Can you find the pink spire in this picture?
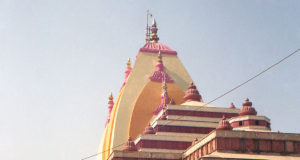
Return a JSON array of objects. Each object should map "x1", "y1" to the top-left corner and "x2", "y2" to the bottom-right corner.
[
  {"x1": 149, "y1": 51, "x2": 173, "y2": 82},
  {"x1": 105, "y1": 93, "x2": 114, "y2": 126},
  {"x1": 121, "y1": 58, "x2": 132, "y2": 90}
]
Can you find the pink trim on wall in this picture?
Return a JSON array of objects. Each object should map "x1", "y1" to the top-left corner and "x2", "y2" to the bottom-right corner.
[
  {"x1": 136, "y1": 140, "x2": 191, "y2": 150},
  {"x1": 154, "y1": 125, "x2": 215, "y2": 134}
]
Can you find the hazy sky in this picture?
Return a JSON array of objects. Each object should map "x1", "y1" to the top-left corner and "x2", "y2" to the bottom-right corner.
[{"x1": 0, "y1": 0, "x2": 299, "y2": 160}]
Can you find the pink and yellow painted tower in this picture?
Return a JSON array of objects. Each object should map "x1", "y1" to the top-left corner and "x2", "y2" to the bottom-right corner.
[
  {"x1": 98, "y1": 18, "x2": 300, "y2": 160},
  {"x1": 98, "y1": 18, "x2": 193, "y2": 160}
]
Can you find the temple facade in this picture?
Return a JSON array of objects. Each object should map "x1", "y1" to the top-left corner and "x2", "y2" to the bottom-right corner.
[{"x1": 98, "y1": 19, "x2": 300, "y2": 160}]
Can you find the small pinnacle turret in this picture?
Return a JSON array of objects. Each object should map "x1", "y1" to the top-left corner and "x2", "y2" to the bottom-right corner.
[
  {"x1": 105, "y1": 92, "x2": 114, "y2": 126},
  {"x1": 239, "y1": 98, "x2": 257, "y2": 116},
  {"x1": 121, "y1": 58, "x2": 132, "y2": 89},
  {"x1": 184, "y1": 82, "x2": 203, "y2": 102},
  {"x1": 216, "y1": 115, "x2": 233, "y2": 130},
  {"x1": 230, "y1": 102, "x2": 236, "y2": 109},
  {"x1": 108, "y1": 92, "x2": 113, "y2": 102},
  {"x1": 126, "y1": 58, "x2": 131, "y2": 69},
  {"x1": 149, "y1": 51, "x2": 174, "y2": 82},
  {"x1": 150, "y1": 18, "x2": 159, "y2": 42}
]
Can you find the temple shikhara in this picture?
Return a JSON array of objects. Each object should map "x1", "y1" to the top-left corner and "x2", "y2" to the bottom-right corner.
[{"x1": 98, "y1": 17, "x2": 300, "y2": 160}]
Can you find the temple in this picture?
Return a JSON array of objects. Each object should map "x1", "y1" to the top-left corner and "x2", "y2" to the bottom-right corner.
[{"x1": 98, "y1": 18, "x2": 300, "y2": 160}]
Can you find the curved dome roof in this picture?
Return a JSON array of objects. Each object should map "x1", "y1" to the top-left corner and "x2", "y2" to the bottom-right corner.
[{"x1": 139, "y1": 42, "x2": 177, "y2": 55}]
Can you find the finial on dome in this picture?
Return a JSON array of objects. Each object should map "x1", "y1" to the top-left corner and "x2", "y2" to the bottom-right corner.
[
  {"x1": 150, "y1": 18, "x2": 159, "y2": 42},
  {"x1": 216, "y1": 115, "x2": 232, "y2": 130},
  {"x1": 242, "y1": 98, "x2": 252, "y2": 106},
  {"x1": 239, "y1": 98, "x2": 257, "y2": 116},
  {"x1": 183, "y1": 82, "x2": 203, "y2": 102},
  {"x1": 230, "y1": 102, "x2": 236, "y2": 109},
  {"x1": 152, "y1": 18, "x2": 157, "y2": 27},
  {"x1": 126, "y1": 58, "x2": 131, "y2": 69},
  {"x1": 123, "y1": 136, "x2": 137, "y2": 151},
  {"x1": 108, "y1": 92, "x2": 113, "y2": 102}
]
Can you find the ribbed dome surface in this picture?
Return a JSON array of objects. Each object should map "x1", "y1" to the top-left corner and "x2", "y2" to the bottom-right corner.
[
  {"x1": 139, "y1": 42, "x2": 177, "y2": 55},
  {"x1": 184, "y1": 82, "x2": 202, "y2": 102},
  {"x1": 216, "y1": 115, "x2": 232, "y2": 130},
  {"x1": 239, "y1": 98, "x2": 257, "y2": 116}
]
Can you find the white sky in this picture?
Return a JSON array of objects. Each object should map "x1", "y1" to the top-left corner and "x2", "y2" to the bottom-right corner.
[{"x1": 0, "y1": 1, "x2": 299, "y2": 160}]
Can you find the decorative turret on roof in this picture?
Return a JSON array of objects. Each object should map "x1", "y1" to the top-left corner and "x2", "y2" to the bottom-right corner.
[
  {"x1": 150, "y1": 18, "x2": 159, "y2": 42},
  {"x1": 149, "y1": 52, "x2": 174, "y2": 82},
  {"x1": 139, "y1": 18, "x2": 177, "y2": 55},
  {"x1": 123, "y1": 137, "x2": 137, "y2": 151},
  {"x1": 121, "y1": 58, "x2": 132, "y2": 89},
  {"x1": 143, "y1": 124, "x2": 155, "y2": 134},
  {"x1": 230, "y1": 102, "x2": 236, "y2": 109},
  {"x1": 239, "y1": 98, "x2": 257, "y2": 116},
  {"x1": 105, "y1": 93, "x2": 114, "y2": 126},
  {"x1": 216, "y1": 115, "x2": 232, "y2": 130},
  {"x1": 183, "y1": 82, "x2": 203, "y2": 102}
]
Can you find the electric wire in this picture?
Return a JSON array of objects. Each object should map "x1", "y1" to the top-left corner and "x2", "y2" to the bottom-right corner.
[{"x1": 81, "y1": 49, "x2": 299, "y2": 160}]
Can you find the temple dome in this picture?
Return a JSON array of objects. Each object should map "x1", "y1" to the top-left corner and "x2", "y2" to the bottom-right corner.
[
  {"x1": 216, "y1": 115, "x2": 232, "y2": 130},
  {"x1": 139, "y1": 42, "x2": 177, "y2": 55},
  {"x1": 183, "y1": 82, "x2": 202, "y2": 102},
  {"x1": 239, "y1": 98, "x2": 257, "y2": 116}
]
